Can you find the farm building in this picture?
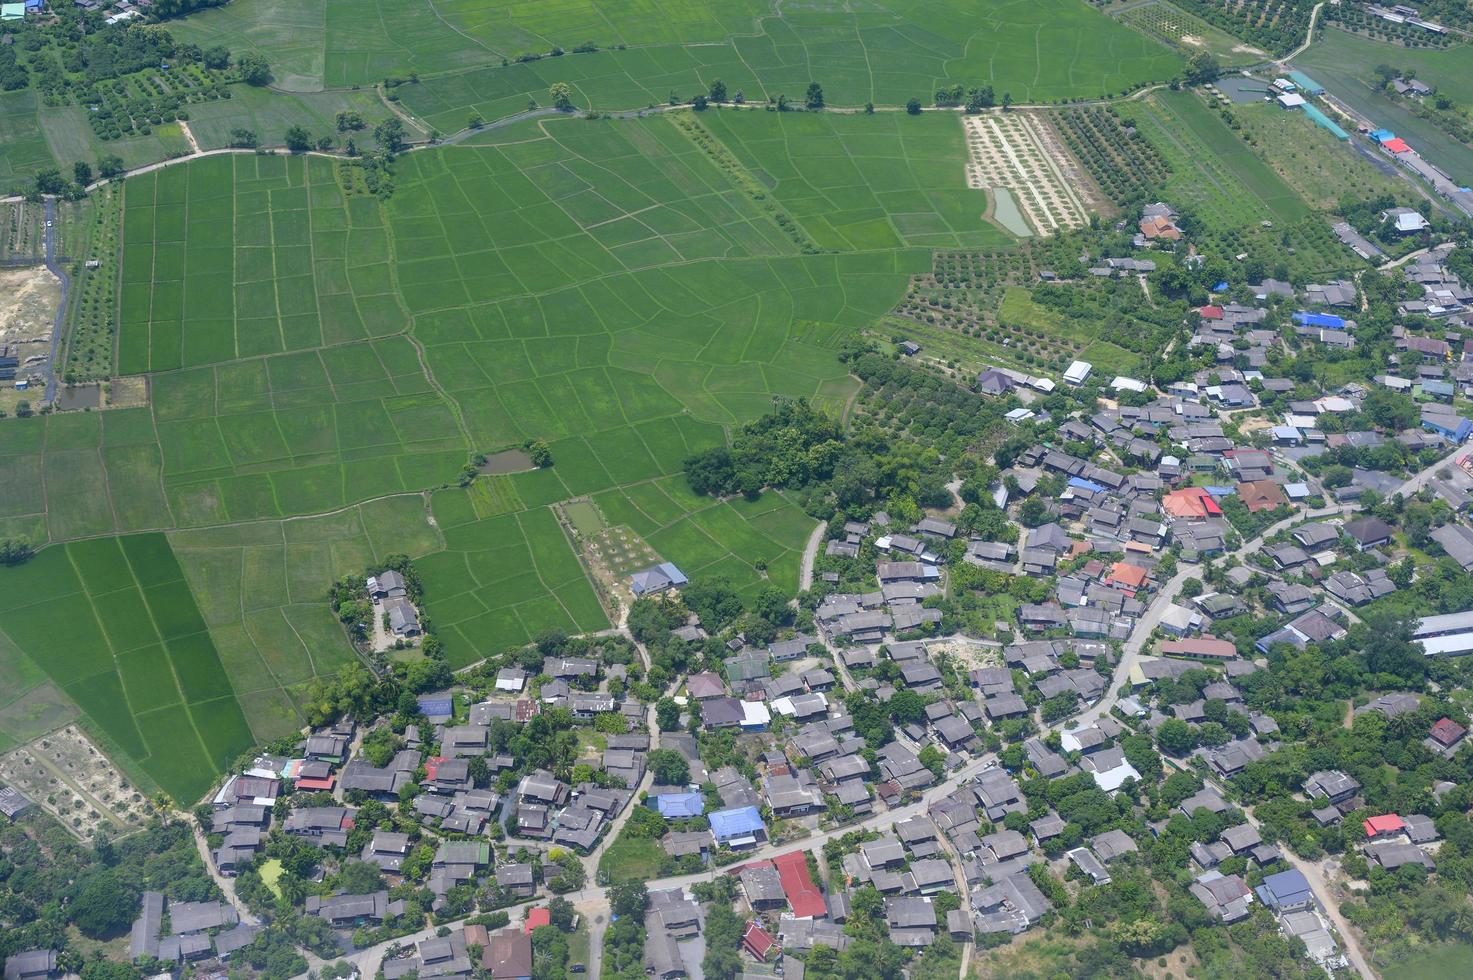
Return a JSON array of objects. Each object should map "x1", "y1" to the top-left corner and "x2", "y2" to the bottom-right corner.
[
  {"x1": 1063, "y1": 361, "x2": 1093, "y2": 386},
  {"x1": 1287, "y1": 71, "x2": 1324, "y2": 96},
  {"x1": 630, "y1": 562, "x2": 688, "y2": 595},
  {"x1": 1276, "y1": 93, "x2": 1306, "y2": 110}
]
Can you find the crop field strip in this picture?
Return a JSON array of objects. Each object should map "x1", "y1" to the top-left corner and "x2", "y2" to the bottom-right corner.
[
  {"x1": 0, "y1": 533, "x2": 255, "y2": 803},
  {"x1": 1116, "y1": 0, "x2": 1268, "y2": 63},
  {"x1": 961, "y1": 113, "x2": 1092, "y2": 235},
  {"x1": 170, "y1": 0, "x2": 1181, "y2": 113}
]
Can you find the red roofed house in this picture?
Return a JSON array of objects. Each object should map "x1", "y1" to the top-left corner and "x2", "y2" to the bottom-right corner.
[
  {"x1": 1430, "y1": 717, "x2": 1466, "y2": 750},
  {"x1": 424, "y1": 756, "x2": 448, "y2": 781},
  {"x1": 1384, "y1": 138, "x2": 1411, "y2": 154},
  {"x1": 1107, "y1": 562, "x2": 1149, "y2": 594},
  {"x1": 773, "y1": 850, "x2": 827, "y2": 919},
  {"x1": 741, "y1": 921, "x2": 777, "y2": 961},
  {"x1": 1364, "y1": 814, "x2": 1405, "y2": 839},
  {"x1": 523, "y1": 906, "x2": 551, "y2": 934},
  {"x1": 1199, "y1": 306, "x2": 1225, "y2": 321},
  {"x1": 1163, "y1": 487, "x2": 1223, "y2": 520}
]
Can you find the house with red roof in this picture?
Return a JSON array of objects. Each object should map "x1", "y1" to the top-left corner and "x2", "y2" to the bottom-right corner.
[
  {"x1": 1198, "y1": 306, "x2": 1225, "y2": 320},
  {"x1": 523, "y1": 906, "x2": 550, "y2": 934},
  {"x1": 773, "y1": 850, "x2": 827, "y2": 919},
  {"x1": 1107, "y1": 562, "x2": 1149, "y2": 594},
  {"x1": 1163, "y1": 487, "x2": 1223, "y2": 520},
  {"x1": 741, "y1": 921, "x2": 777, "y2": 961},
  {"x1": 1427, "y1": 717, "x2": 1466, "y2": 757},
  {"x1": 1363, "y1": 814, "x2": 1405, "y2": 839}
]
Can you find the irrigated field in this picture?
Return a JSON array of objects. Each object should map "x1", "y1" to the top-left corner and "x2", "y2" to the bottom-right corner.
[
  {"x1": 0, "y1": 534, "x2": 255, "y2": 803},
  {"x1": 173, "y1": 0, "x2": 1181, "y2": 107},
  {"x1": 692, "y1": 110, "x2": 1014, "y2": 250}
]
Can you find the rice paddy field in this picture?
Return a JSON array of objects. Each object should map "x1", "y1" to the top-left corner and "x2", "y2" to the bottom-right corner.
[
  {"x1": 0, "y1": 534, "x2": 255, "y2": 803},
  {"x1": 173, "y1": 0, "x2": 1182, "y2": 108}
]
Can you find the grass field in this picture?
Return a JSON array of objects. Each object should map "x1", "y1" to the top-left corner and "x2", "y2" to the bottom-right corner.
[
  {"x1": 174, "y1": 0, "x2": 1181, "y2": 108},
  {"x1": 695, "y1": 110, "x2": 1013, "y2": 251},
  {"x1": 597, "y1": 833, "x2": 665, "y2": 882},
  {"x1": 0, "y1": 534, "x2": 255, "y2": 803}
]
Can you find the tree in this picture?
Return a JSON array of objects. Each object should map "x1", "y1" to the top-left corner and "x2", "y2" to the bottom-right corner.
[
  {"x1": 74, "y1": 161, "x2": 93, "y2": 186},
  {"x1": 33, "y1": 169, "x2": 67, "y2": 197},
  {"x1": 374, "y1": 117, "x2": 406, "y2": 154},
  {"x1": 237, "y1": 53, "x2": 272, "y2": 86},
  {"x1": 805, "y1": 82, "x2": 824, "y2": 109},
  {"x1": 656, "y1": 697, "x2": 681, "y2": 731},
  {"x1": 918, "y1": 744, "x2": 945, "y2": 778},
  {"x1": 0, "y1": 538, "x2": 34, "y2": 565},
  {"x1": 549, "y1": 81, "x2": 574, "y2": 111},
  {"x1": 709, "y1": 79, "x2": 727, "y2": 102},
  {"x1": 692, "y1": 94, "x2": 708, "y2": 110},
  {"x1": 467, "y1": 113, "x2": 484, "y2": 129},
  {"x1": 336, "y1": 111, "x2": 365, "y2": 132},
  {"x1": 70, "y1": 870, "x2": 138, "y2": 938},
  {"x1": 609, "y1": 879, "x2": 647, "y2": 918},
  {"x1": 229, "y1": 128, "x2": 258, "y2": 148},
  {"x1": 203, "y1": 45, "x2": 230, "y2": 70},
  {"x1": 1184, "y1": 50, "x2": 1220, "y2": 86},
  {"x1": 906, "y1": 98, "x2": 922, "y2": 115},
  {"x1": 1001, "y1": 91, "x2": 1013, "y2": 111},
  {"x1": 98, "y1": 155, "x2": 125, "y2": 180},
  {"x1": 647, "y1": 748, "x2": 690, "y2": 785},
  {"x1": 337, "y1": 860, "x2": 382, "y2": 894},
  {"x1": 525, "y1": 439, "x2": 553, "y2": 467},
  {"x1": 1156, "y1": 717, "x2": 1196, "y2": 756},
  {"x1": 547, "y1": 896, "x2": 575, "y2": 931},
  {"x1": 284, "y1": 126, "x2": 312, "y2": 153}
]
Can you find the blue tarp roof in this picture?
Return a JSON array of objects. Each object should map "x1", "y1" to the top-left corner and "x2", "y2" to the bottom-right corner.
[
  {"x1": 1294, "y1": 311, "x2": 1346, "y2": 329},
  {"x1": 1204, "y1": 486, "x2": 1235, "y2": 497},
  {"x1": 1067, "y1": 477, "x2": 1106, "y2": 494},
  {"x1": 655, "y1": 792, "x2": 706, "y2": 818},
  {"x1": 1370, "y1": 129, "x2": 1395, "y2": 143},
  {"x1": 1213, "y1": 281, "x2": 1229, "y2": 292},
  {"x1": 1424, "y1": 416, "x2": 1473, "y2": 441},
  {"x1": 709, "y1": 805, "x2": 764, "y2": 840}
]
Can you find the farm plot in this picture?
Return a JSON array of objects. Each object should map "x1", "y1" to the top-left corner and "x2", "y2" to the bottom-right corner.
[
  {"x1": 963, "y1": 113, "x2": 1094, "y2": 236},
  {"x1": 177, "y1": 0, "x2": 1181, "y2": 109},
  {"x1": 1053, "y1": 107, "x2": 1174, "y2": 208},
  {"x1": 169, "y1": 499, "x2": 434, "y2": 740},
  {"x1": 0, "y1": 725, "x2": 153, "y2": 839},
  {"x1": 694, "y1": 110, "x2": 1013, "y2": 251},
  {"x1": 0, "y1": 534, "x2": 255, "y2": 804},
  {"x1": 1118, "y1": 1, "x2": 1268, "y2": 63}
]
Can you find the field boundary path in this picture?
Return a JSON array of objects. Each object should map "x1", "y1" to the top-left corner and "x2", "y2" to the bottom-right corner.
[{"x1": 40, "y1": 198, "x2": 69, "y2": 406}]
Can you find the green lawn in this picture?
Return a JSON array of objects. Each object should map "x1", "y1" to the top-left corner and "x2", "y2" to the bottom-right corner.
[{"x1": 597, "y1": 833, "x2": 665, "y2": 883}]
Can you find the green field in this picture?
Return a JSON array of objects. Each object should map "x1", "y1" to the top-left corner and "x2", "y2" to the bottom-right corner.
[
  {"x1": 0, "y1": 534, "x2": 255, "y2": 803},
  {"x1": 173, "y1": 0, "x2": 1181, "y2": 109},
  {"x1": 693, "y1": 110, "x2": 1013, "y2": 251}
]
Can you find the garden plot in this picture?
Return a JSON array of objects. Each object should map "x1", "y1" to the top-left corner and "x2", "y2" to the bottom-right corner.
[
  {"x1": 0, "y1": 725, "x2": 152, "y2": 840},
  {"x1": 963, "y1": 113, "x2": 1092, "y2": 236}
]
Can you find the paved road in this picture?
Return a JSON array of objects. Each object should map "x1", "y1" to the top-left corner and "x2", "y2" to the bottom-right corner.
[{"x1": 798, "y1": 520, "x2": 827, "y2": 593}]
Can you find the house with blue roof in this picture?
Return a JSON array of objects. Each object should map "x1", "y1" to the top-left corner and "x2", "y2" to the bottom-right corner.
[
  {"x1": 1067, "y1": 477, "x2": 1106, "y2": 494},
  {"x1": 1293, "y1": 312, "x2": 1346, "y2": 330},
  {"x1": 417, "y1": 695, "x2": 454, "y2": 722},
  {"x1": 654, "y1": 792, "x2": 705, "y2": 819},
  {"x1": 709, "y1": 805, "x2": 765, "y2": 848},
  {"x1": 1256, "y1": 869, "x2": 1314, "y2": 912}
]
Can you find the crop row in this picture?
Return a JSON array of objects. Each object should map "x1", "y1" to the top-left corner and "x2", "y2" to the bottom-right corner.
[{"x1": 1055, "y1": 107, "x2": 1172, "y2": 206}]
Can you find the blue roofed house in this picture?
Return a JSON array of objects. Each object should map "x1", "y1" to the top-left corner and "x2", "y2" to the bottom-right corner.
[
  {"x1": 1256, "y1": 869, "x2": 1314, "y2": 913},
  {"x1": 1293, "y1": 312, "x2": 1346, "y2": 330},
  {"x1": 709, "y1": 805, "x2": 765, "y2": 848},
  {"x1": 630, "y1": 562, "x2": 688, "y2": 596},
  {"x1": 655, "y1": 792, "x2": 705, "y2": 819}
]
